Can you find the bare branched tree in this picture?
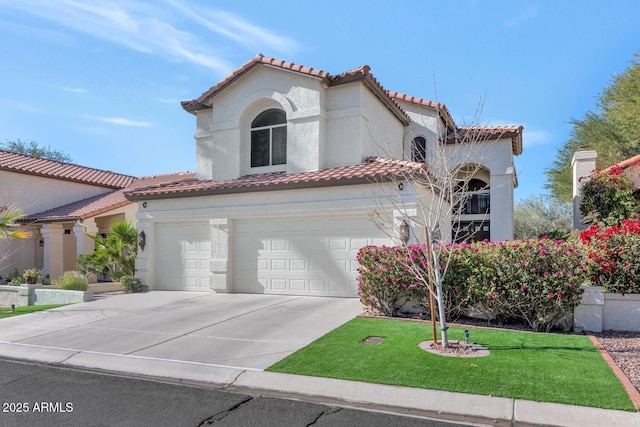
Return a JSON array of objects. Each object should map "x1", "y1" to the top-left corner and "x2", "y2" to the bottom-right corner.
[{"x1": 369, "y1": 100, "x2": 516, "y2": 348}]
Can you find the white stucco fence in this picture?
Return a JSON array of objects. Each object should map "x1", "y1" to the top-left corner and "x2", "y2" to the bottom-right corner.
[
  {"x1": 574, "y1": 286, "x2": 640, "y2": 332},
  {"x1": 0, "y1": 285, "x2": 93, "y2": 307}
]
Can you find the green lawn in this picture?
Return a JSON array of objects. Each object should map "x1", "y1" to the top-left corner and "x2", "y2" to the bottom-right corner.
[
  {"x1": 0, "y1": 304, "x2": 70, "y2": 319},
  {"x1": 267, "y1": 317, "x2": 636, "y2": 411}
]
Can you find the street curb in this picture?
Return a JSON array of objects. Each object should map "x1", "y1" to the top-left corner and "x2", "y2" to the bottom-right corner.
[{"x1": 587, "y1": 333, "x2": 640, "y2": 411}]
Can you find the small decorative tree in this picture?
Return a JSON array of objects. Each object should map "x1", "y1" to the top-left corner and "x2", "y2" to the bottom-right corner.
[
  {"x1": 78, "y1": 220, "x2": 139, "y2": 290},
  {"x1": 368, "y1": 100, "x2": 515, "y2": 348}
]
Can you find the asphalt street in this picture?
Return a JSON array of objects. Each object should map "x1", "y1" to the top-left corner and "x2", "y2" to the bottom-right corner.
[{"x1": 0, "y1": 359, "x2": 485, "y2": 427}]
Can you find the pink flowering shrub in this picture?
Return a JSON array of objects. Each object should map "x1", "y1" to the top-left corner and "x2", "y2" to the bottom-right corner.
[
  {"x1": 357, "y1": 238, "x2": 588, "y2": 332},
  {"x1": 580, "y1": 219, "x2": 640, "y2": 294},
  {"x1": 357, "y1": 245, "x2": 429, "y2": 316},
  {"x1": 460, "y1": 238, "x2": 587, "y2": 332}
]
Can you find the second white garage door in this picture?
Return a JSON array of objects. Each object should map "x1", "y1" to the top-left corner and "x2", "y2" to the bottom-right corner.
[{"x1": 234, "y1": 216, "x2": 390, "y2": 297}]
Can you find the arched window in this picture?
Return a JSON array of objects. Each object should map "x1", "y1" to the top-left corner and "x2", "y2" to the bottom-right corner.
[
  {"x1": 411, "y1": 136, "x2": 426, "y2": 162},
  {"x1": 251, "y1": 109, "x2": 287, "y2": 167}
]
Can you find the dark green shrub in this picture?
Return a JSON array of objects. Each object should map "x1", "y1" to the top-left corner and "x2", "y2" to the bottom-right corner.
[{"x1": 120, "y1": 275, "x2": 142, "y2": 294}]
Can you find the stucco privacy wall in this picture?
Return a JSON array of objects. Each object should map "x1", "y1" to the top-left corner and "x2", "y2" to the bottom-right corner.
[
  {"x1": 575, "y1": 286, "x2": 640, "y2": 332},
  {"x1": 134, "y1": 182, "x2": 419, "y2": 293},
  {"x1": 0, "y1": 285, "x2": 93, "y2": 307}
]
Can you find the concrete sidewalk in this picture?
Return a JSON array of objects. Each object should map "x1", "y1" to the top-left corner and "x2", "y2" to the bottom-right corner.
[{"x1": 0, "y1": 292, "x2": 638, "y2": 427}]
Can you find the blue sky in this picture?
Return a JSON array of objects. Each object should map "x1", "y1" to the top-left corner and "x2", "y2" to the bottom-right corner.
[{"x1": 1, "y1": 1, "x2": 639, "y2": 201}]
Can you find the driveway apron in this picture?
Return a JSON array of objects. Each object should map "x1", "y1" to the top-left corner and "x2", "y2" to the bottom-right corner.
[{"x1": 0, "y1": 292, "x2": 363, "y2": 370}]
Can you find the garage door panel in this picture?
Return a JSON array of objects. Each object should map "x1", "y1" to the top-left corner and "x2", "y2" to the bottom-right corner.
[
  {"x1": 234, "y1": 216, "x2": 390, "y2": 297},
  {"x1": 154, "y1": 222, "x2": 211, "y2": 291}
]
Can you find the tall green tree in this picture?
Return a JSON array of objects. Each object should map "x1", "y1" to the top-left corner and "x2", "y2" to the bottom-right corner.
[
  {"x1": 513, "y1": 194, "x2": 572, "y2": 240},
  {"x1": 1, "y1": 139, "x2": 73, "y2": 163},
  {"x1": 546, "y1": 53, "x2": 640, "y2": 202}
]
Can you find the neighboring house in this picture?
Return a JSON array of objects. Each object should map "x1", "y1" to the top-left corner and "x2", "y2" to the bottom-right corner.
[
  {"x1": 124, "y1": 55, "x2": 523, "y2": 297},
  {"x1": 0, "y1": 149, "x2": 193, "y2": 282},
  {"x1": 605, "y1": 154, "x2": 640, "y2": 189},
  {"x1": 572, "y1": 150, "x2": 640, "y2": 228}
]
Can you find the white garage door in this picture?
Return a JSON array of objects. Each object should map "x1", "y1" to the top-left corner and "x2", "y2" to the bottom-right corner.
[
  {"x1": 234, "y1": 216, "x2": 390, "y2": 297},
  {"x1": 154, "y1": 222, "x2": 211, "y2": 291}
]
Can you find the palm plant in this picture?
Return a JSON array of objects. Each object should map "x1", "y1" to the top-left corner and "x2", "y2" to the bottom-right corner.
[
  {"x1": 77, "y1": 220, "x2": 137, "y2": 281},
  {"x1": 0, "y1": 206, "x2": 29, "y2": 240}
]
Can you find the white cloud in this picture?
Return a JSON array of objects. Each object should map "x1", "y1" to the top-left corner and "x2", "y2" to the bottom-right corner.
[
  {"x1": 0, "y1": 1, "x2": 299, "y2": 74},
  {"x1": 59, "y1": 86, "x2": 88, "y2": 94},
  {"x1": 94, "y1": 116, "x2": 154, "y2": 127},
  {"x1": 156, "y1": 97, "x2": 179, "y2": 104},
  {"x1": 166, "y1": 0, "x2": 299, "y2": 53}
]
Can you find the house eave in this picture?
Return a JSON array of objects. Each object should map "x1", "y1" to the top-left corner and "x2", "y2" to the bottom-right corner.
[{"x1": 125, "y1": 176, "x2": 398, "y2": 202}]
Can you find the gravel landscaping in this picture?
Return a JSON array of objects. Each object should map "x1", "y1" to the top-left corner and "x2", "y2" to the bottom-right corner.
[{"x1": 595, "y1": 331, "x2": 640, "y2": 394}]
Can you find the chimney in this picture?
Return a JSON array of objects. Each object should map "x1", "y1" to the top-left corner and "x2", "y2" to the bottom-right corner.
[{"x1": 571, "y1": 149, "x2": 597, "y2": 230}]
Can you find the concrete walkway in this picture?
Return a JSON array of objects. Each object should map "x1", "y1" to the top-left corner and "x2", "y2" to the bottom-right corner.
[{"x1": 0, "y1": 292, "x2": 638, "y2": 426}]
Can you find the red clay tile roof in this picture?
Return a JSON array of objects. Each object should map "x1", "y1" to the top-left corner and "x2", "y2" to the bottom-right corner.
[
  {"x1": 0, "y1": 150, "x2": 136, "y2": 189},
  {"x1": 387, "y1": 91, "x2": 457, "y2": 129},
  {"x1": 181, "y1": 54, "x2": 411, "y2": 125},
  {"x1": 181, "y1": 54, "x2": 331, "y2": 113},
  {"x1": 446, "y1": 126, "x2": 524, "y2": 155},
  {"x1": 125, "y1": 157, "x2": 430, "y2": 201},
  {"x1": 605, "y1": 154, "x2": 640, "y2": 189},
  {"x1": 19, "y1": 172, "x2": 195, "y2": 223},
  {"x1": 181, "y1": 55, "x2": 524, "y2": 149}
]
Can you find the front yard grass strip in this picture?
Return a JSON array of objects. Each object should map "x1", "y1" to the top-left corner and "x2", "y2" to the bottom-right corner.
[
  {"x1": 267, "y1": 317, "x2": 635, "y2": 412},
  {"x1": 0, "y1": 304, "x2": 70, "y2": 319}
]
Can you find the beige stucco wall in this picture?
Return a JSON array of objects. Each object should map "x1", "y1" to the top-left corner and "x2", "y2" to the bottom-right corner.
[{"x1": 0, "y1": 170, "x2": 113, "y2": 215}]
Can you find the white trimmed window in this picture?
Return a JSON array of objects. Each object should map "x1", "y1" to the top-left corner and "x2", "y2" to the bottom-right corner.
[{"x1": 251, "y1": 109, "x2": 287, "y2": 167}]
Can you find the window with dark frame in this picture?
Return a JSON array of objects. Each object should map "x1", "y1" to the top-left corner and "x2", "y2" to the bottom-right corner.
[
  {"x1": 251, "y1": 109, "x2": 287, "y2": 167},
  {"x1": 454, "y1": 178, "x2": 490, "y2": 215},
  {"x1": 411, "y1": 136, "x2": 426, "y2": 162}
]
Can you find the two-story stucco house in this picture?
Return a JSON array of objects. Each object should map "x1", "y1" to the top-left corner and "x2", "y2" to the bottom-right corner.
[{"x1": 124, "y1": 55, "x2": 523, "y2": 297}]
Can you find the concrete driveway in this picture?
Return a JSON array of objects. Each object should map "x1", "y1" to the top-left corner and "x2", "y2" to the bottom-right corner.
[{"x1": 0, "y1": 292, "x2": 363, "y2": 370}]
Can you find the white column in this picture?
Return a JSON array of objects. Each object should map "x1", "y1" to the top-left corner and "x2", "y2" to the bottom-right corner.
[
  {"x1": 74, "y1": 219, "x2": 98, "y2": 258},
  {"x1": 572, "y1": 150, "x2": 597, "y2": 230},
  {"x1": 74, "y1": 219, "x2": 98, "y2": 280},
  {"x1": 209, "y1": 218, "x2": 231, "y2": 292},
  {"x1": 489, "y1": 169, "x2": 514, "y2": 242},
  {"x1": 41, "y1": 223, "x2": 64, "y2": 281}
]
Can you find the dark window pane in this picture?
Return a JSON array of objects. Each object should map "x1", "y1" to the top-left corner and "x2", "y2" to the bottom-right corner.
[
  {"x1": 468, "y1": 178, "x2": 488, "y2": 191},
  {"x1": 251, "y1": 129, "x2": 270, "y2": 167},
  {"x1": 412, "y1": 137, "x2": 426, "y2": 162},
  {"x1": 271, "y1": 126, "x2": 287, "y2": 165},
  {"x1": 251, "y1": 109, "x2": 286, "y2": 128}
]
